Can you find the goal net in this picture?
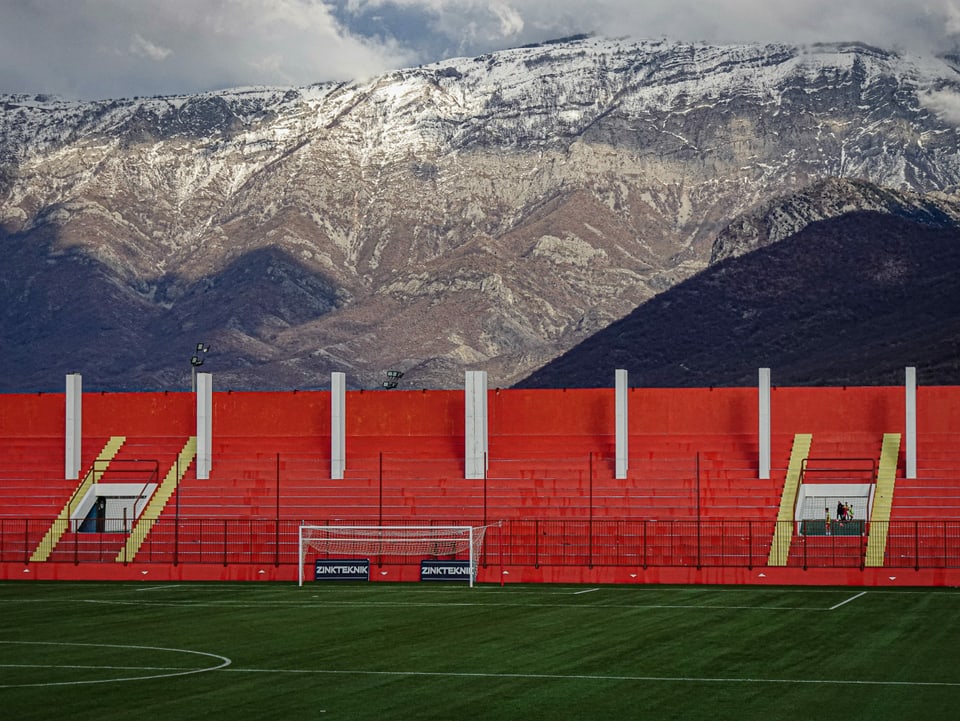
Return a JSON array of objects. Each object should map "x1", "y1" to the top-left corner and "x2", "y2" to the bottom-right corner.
[{"x1": 298, "y1": 524, "x2": 493, "y2": 587}]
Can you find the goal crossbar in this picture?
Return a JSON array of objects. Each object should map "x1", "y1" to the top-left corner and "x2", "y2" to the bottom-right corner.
[{"x1": 298, "y1": 524, "x2": 492, "y2": 587}]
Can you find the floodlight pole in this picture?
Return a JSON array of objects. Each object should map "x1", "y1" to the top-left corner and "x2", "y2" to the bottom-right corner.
[
  {"x1": 382, "y1": 369, "x2": 404, "y2": 389},
  {"x1": 191, "y1": 343, "x2": 210, "y2": 392}
]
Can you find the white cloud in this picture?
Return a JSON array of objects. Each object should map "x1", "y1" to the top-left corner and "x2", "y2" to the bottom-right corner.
[
  {"x1": 342, "y1": 0, "x2": 960, "y2": 54},
  {"x1": 0, "y1": 0, "x2": 412, "y2": 99},
  {"x1": 920, "y1": 88, "x2": 960, "y2": 125},
  {"x1": 129, "y1": 34, "x2": 173, "y2": 62},
  {"x1": 490, "y1": 2, "x2": 525, "y2": 37},
  {"x1": 944, "y1": 0, "x2": 960, "y2": 37},
  {"x1": 0, "y1": 0, "x2": 957, "y2": 100}
]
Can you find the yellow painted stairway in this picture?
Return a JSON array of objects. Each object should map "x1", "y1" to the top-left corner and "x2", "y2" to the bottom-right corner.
[
  {"x1": 115, "y1": 436, "x2": 197, "y2": 563},
  {"x1": 864, "y1": 433, "x2": 902, "y2": 567},
  {"x1": 30, "y1": 436, "x2": 126, "y2": 562},
  {"x1": 768, "y1": 434, "x2": 813, "y2": 566}
]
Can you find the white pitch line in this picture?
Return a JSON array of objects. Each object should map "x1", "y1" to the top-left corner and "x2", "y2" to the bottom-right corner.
[
  {"x1": 0, "y1": 664, "x2": 193, "y2": 671},
  {"x1": 223, "y1": 667, "x2": 960, "y2": 688},
  {"x1": 573, "y1": 588, "x2": 599, "y2": 595},
  {"x1": 74, "y1": 598, "x2": 820, "y2": 611},
  {"x1": 0, "y1": 641, "x2": 231, "y2": 688},
  {"x1": 830, "y1": 591, "x2": 867, "y2": 611},
  {"x1": 136, "y1": 584, "x2": 184, "y2": 592}
]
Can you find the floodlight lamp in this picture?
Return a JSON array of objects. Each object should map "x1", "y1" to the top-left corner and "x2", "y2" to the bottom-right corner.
[
  {"x1": 386, "y1": 370, "x2": 404, "y2": 379},
  {"x1": 382, "y1": 381, "x2": 398, "y2": 389}
]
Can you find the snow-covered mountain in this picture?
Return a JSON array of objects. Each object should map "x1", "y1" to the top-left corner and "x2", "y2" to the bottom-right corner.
[{"x1": 2, "y1": 36, "x2": 959, "y2": 390}]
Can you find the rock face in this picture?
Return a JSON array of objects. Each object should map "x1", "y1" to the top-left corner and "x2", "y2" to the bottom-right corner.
[
  {"x1": 1, "y1": 37, "x2": 959, "y2": 391},
  {"x1": 710, "y1": 178, "x2": 960, "y2": 263},
  {"x1": 517, "y1": 203, "x2": 960, "y2": 389}
]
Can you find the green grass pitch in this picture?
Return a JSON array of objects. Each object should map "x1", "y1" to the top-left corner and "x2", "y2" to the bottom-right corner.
[{"x1": 0, "y1": 581, "x2": 958, "y2": 720}]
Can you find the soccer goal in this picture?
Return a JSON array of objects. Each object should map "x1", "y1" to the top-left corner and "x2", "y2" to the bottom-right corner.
[{"x1": 298, "y1": 524, "x2": 495, "y2": 587}]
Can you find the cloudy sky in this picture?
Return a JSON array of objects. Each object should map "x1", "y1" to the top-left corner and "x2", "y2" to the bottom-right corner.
[{"x1": 1, "y1": 0, "x2": 958, "y2": 100}]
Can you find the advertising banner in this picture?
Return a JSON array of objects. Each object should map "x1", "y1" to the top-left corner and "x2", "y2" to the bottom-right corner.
[
  {"x1": 314, "y1": 559, "x2": 370, "y2": 581},
  {"x1": 420, "y1": 559, "x2": 471, "y2": 582}
]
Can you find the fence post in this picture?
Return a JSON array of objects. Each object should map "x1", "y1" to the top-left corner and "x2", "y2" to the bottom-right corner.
[
  {"x1": 499, "y1": 523, "x2": 504, "y2": 586},
  {"x1": 944, "y1": 521, "x2": 949, "y2": 569},
  {"x1": 696, "y1": 452, "x2": 701, "y2": 570},
  {"x1": 860, "y1": 527, "x2": 872, "y2": 571},
  {"x1": 174, "y1": 455, "x2": 180, "y2": 566},
  {"x1": 483, "y1": 452, "x2": 488, "y2": 526},
  {"x1": 915, "y1": 521, "x2": 920, "y2": 572},
  {"x1": 534, "y1": 519, "x2": 540, "y2": 569},
  {"x1": 275, "y1": 452, "x2": 280, "y2": 567},
  {"x1": 588, "y1": 453, "x2": 594, "y2": 569},
  {"x1": 643, "y1": 520, "x2": 648, "y2": 570}
]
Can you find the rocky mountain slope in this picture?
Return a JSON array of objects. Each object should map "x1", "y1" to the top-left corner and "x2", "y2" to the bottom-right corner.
[
  {"x1": 1, "y1": 37, "x2": 959, "y2": 391},
  {"x1": 518, "y1": 200, "x2": 960, "y2": 388}
]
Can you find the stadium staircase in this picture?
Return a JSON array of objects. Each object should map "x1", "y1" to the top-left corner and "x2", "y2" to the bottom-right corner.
[
  {"x1": 117, "y1": 437, "x2": 196, "y2": 562},
  {"x1": 863, "y1": 433, "x2": 901, "y2": 567},
  {"x1": 29, "y1": 436, "x2": 125, "y2": 562},
  {"x1": 783, "y1": 433, "x2": 897, "y2": 568},
  {"x1": 768, "y1": 433, "x2": 813, "y2": 566},
  {"x1": 39, "y1": 436, "x2": 194, "y2": 563}
]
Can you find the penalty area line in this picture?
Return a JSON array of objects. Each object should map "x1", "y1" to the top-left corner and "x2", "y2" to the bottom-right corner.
[
  {"x1": 136, "y1": 585, "x2": 184, "y2": 592},
  {"x1": 829, "y1": 591, "x2": 866, "y2": 611}
]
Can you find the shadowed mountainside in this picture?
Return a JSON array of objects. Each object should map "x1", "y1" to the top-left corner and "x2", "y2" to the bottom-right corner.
[{"x1": 516, "y1": 211, "x2": 960, "y2": 388}]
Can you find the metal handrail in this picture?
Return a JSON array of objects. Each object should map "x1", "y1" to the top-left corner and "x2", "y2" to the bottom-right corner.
[
  {"x1": 799, "y1": 457, "x2": 877, "y2": 483},
  {"x1": 131, "y1": 461, "x2": 161, "y2": 520}
]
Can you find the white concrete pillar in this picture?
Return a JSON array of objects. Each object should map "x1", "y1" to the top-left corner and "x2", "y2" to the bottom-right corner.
[
  {"x1": 759, "y1": 368, "x2": 771, "y2": 480},
  {"x1": 196, "y1": 372, "x2": 213, "y2": 480},
  {"x1": 615, "y1": 369, "x2": 628, "y2": 480},
  {"x1": 65, "y1": 373, "x2": 82, "y2": 479},
  {"x1": 905, "y1": 366, "x2": 917, "y2": 480},
  {"x1": 465, "y1": 371, "x2": 488, "y2": 480},
  {"x1": 331, "y1": 372, "x2": 346, "y2": 480}
]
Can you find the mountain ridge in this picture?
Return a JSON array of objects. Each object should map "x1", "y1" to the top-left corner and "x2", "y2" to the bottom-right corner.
[{"x1": 2, "y1": 37, "x2": 960, "y2": 391}]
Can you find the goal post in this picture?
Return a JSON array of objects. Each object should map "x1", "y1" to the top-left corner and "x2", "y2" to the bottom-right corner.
[{"x1": 298, "y1": 524, "x2": 496, "y2": 587}]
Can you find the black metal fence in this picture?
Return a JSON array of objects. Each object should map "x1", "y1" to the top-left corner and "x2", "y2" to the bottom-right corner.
[{"x1": 2, "y1": 518, "x2": 959, "y2": 569}]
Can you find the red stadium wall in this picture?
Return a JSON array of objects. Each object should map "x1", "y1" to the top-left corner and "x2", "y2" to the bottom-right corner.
[
  {"x1": 3, "y1": 384, "x2": 959, "y2": 586},
  {"x1": 2, "y1": 384, "x2": 931, "y2": 439},
  {"x1": 0, "y1": 393, "x2": 64, "y2": 436}
]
